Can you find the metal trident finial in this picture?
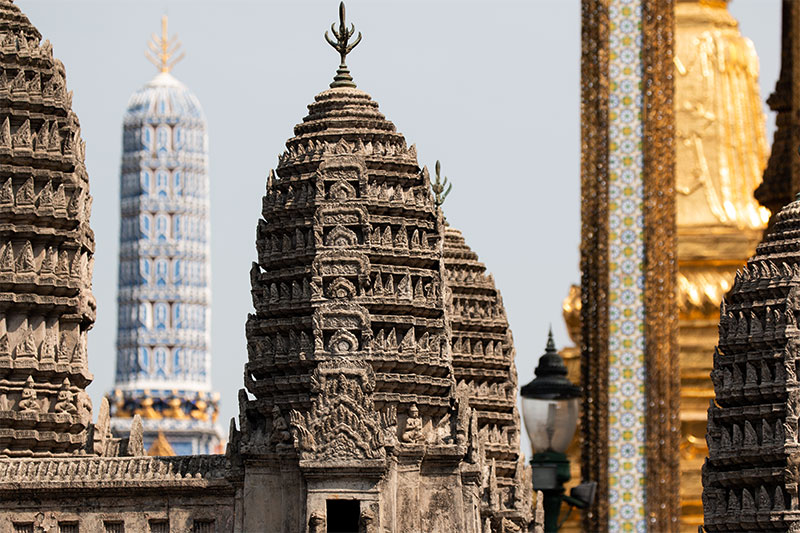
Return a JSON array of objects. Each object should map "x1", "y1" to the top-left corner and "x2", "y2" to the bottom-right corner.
[
  {"x1": 432, "y1": 160, "x2": 453, "y2": 208},
  {"x1": 325, "y1": 2, "x2": 362, "y2": 88}
]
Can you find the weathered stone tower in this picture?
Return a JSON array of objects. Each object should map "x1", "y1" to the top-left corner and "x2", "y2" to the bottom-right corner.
[
  {"x1": 235, "y1": 4, "x2": 531, "y2": 531},
  {"x1": 444, "y1": 225, "x2": 529, "y2": 521},
  {"x1": 0, "y1": 0, "x2": 96, "y2": 457},
  {"x1": 702, "y1": 197, "x2": 800, "y2": 531}
]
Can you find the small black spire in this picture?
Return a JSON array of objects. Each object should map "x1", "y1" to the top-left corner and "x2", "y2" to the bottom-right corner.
[
  {"x1": 520, "y1": 327, "x2": 582, "y2": 400},
  {"x1": 325, "y1": 2, "x2": 362, "y2": 88},
  {"x1": 545, "y1": 325, "x2": 557, "y2": 353}
]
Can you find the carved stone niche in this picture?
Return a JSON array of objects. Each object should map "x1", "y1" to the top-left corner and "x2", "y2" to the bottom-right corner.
[
  {"x1": 313, "y1": 303, "x2": 372, "y2": 355},
  {"x1": 290, "y1": 358, "x2": 386, "y2": 464},
  {"x1": 319, "y1": 205, "x2": 370, "y2": 248},
  {"x1": 318, "y1": 154, "x2": 368, "y2": 202},
  {"x1": 312, "y1": 251, "x2": 371, "y2": 300},
  {"x1": 10, "y1": 313, "x2": 39, "y2": 361}
]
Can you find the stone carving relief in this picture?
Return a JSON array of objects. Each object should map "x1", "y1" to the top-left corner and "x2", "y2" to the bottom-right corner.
[
  {"x1": 269, "y1": 405, "x2": 292, "y2": 449},
  {"x1": 308, "y1": 511, "x2": 325, "y2": 533},
  {"x1": 380, "y1": 404, "x2": 397, "y2": 447},
  {"x1": 0, "y1": 332, "x2": 10, "y2": 360},
  {"x1": 17, "y1": 325, "x2": 37, "y2": 358},
  {"x1": 329, "y1": 329, "x2": 359, "y2": 354},
  {"x1": 312, "y1": 304, "x2": 371, "y2": 356},
  {"x1": 289, "y1": 359, "x2": 385, "y2": 461},
  {"x1": 18, "y1": 376, "x2": 39, "y2": 413},
  {"x1": 360, "y1": 506, "x2": 377, "y2": 533},
  {"x1": 53, "y1": 378, "x2": 76, "y2": 414},
  {"x1": 237, "y1": 389, "x2": 270, "y2": 455},
  {"x1": 401, "y1": 404, "x2": 424, "y2": 444},
  {"x1": 325, "y1": 225, "x2": 358, "y2": 247},
  {"x1": 77, "y1": 389, "x2": 92, "y2": 426},
  {"x1": 318, "y1": 153, "x2": 368, "y2": 200}
]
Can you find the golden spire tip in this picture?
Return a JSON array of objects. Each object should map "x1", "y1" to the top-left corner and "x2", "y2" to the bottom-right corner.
[{"x1": 144, "y1": 14, "x2": 184, "y2": 74}]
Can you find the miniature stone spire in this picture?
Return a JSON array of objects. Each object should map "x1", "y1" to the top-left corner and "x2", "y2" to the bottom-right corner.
[
  {"x1": 325, "y1": 1, "x2": 361, "y2": 88},
  {"x1": 237, "y1": 4, "x2": 530, "y2": 529},
  {"x1": 702, "y1": 194, "x2": 800, "y2": 530}
]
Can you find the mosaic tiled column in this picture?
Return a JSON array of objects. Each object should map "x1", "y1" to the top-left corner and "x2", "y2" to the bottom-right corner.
[{"x1": 580, "y1": 1, "x2": 679, "y2": 531}]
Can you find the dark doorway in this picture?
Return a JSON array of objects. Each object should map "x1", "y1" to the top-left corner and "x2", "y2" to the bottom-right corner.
[{"x1": 326, "y1": 499, "x2": 360, "y2": 533}]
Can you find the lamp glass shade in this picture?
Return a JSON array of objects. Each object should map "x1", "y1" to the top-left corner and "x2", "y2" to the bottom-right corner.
[{"x1": 522, "y1": 396, "x2": 579, "y2": 453}]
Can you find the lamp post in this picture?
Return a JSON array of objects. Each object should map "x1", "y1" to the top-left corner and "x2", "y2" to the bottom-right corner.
[{"x1": 520, "y1": 328, "x2": 582, "y2": 533}]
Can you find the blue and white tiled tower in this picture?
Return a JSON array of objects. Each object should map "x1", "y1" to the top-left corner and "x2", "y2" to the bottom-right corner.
[{"x1": 108, "y1": 17, "x2": 221, "y2": 455}]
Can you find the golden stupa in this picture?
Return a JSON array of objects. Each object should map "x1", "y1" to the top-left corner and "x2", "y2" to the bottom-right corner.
[
  {"x1": 560, "y1": 1, "x2": 769, "y2": 531},
  {"x1": 674, "y1": 0, "x2": 768, "y2": 528}
]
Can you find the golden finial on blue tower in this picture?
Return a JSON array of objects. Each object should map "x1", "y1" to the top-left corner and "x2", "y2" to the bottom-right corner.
[
  {"x1": 325, "y1": 2, "x2": 362, "y2": 88},
  {"x1": 145, "y1": 15, "x2": 185, "y2": 74}
]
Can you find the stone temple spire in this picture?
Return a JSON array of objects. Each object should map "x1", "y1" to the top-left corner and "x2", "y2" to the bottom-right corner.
[
  {"x1": 0, "y1": 0, "x2": 96, "y2": 456},
  {"x1": 107, "y1": 18, "x2": 221, "y2": 455},
  {"x1": 702, "y1": 195, "x2": 800, "y2": 530},
  {"x1": 232, "y1": 4, "x2": 531, "y2": 530}
]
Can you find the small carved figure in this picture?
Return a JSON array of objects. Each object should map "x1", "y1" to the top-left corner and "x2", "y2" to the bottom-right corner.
[
  {"x1": 455, "y1": 388, "x2": 471, "y2": 446},
  {"x1": 401, "y1": 404, "x2": 424, "y2": 443},
  {"x1": 17, "y1": 326, "x2": 37, "y2": 358},
  {"x1": 0, "y1": 333, "x2": 9, "y2": 358},
  {"x1": 270, "y1": 405, "x2": 292, "y2": 446},
  {"x1": 308, "y1": 511, "x2": 325, "y2": 533},
  {"x1": 18, "y1": 376, "x2": 39, "y2": 413},
  {"x1": 77, "y1": 390, "x2": 92, "y2": 426},
  {"x1": 359, "y1": 507, "x2": 376, "y2": 533},
  {"x1": 53, "y1": 378, "x2": 76, "y2": 414},
  {"x1": 40, "y1": 332, "x2": 56, "y2": 361},
  {"x1": 16, "y1": 240, "x2": 35, "y2": 273}
]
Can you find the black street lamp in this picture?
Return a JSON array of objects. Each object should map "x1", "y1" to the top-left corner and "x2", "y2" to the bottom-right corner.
[{"x1": 520, "y1": 328, "x2": 594, "y2": 532}]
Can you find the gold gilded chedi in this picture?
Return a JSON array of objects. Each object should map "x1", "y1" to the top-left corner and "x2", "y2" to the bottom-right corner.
[
  {"x1": 674, "y1": 1, "x2": 768, "y2": 530},
  {"x1": 560, "y1": 1, "x2": 769, "y2": 531}
]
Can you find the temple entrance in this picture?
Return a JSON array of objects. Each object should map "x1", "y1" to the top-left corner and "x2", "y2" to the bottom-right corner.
[{"x1": 326, "y1": 499, "x2": 360, "y2": 533}]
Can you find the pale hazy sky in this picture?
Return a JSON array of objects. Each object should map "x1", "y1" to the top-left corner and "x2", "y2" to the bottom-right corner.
[{"x1": 17, "y1": 0, "x2": 782, "y2": 456}]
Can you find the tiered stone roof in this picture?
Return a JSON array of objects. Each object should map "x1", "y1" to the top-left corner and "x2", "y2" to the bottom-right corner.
[
  {"x1": 443, "y1": 226, "x2": 528, "y2": 524},
  {"x1": 0, "y1": 0, "x2": 95, "y2": 456},
  {"x1": 242, "y1": 83, "x2": 452, "y2": 456},
  {"x1": 703, "y1": 197, "x2": 800, "y2": 530},
  {"x1": 239, "y1": 73, "x2": 531, "y2": 529}
]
